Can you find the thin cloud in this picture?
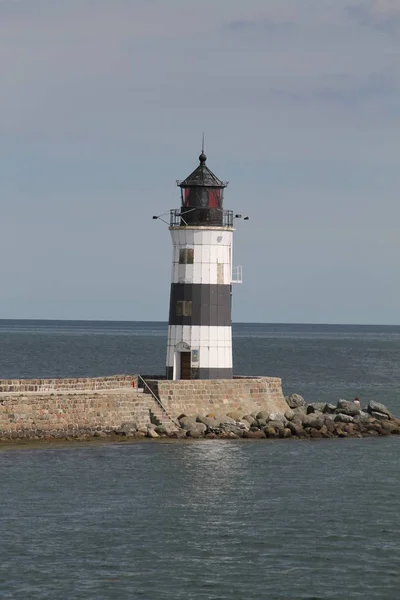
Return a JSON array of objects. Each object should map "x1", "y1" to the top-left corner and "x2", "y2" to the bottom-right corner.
[
  {"x1": 347, "y1": 0, "x2": 400, "y2": 35},
  {"x1": 225, "y1": 18, "x2": 296, "y2": 35},
  {"x1": 265, "y1": 71, "x2": 400, "y2": 118},
  {"x1": 267, "y1": 67, "x2": 400, "y2": 115}
]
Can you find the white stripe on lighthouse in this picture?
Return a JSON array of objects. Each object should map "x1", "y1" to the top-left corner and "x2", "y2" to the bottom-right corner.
[
  {"x1": 167, "y1": 325, "x2": 233, "y2": 368},
  {"x1": 170, "y1": 228, "x2": 233, "y2": 285}
]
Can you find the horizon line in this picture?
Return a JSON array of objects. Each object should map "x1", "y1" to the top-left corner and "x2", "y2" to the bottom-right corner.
[{"x1": 1, "y1": 318, "x2": 400, "y2": 328}]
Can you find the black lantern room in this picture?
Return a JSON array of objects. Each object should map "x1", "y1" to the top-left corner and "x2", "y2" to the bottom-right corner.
[{"x1": 175, "y1": 152, "x2": 229, "y2": 227}]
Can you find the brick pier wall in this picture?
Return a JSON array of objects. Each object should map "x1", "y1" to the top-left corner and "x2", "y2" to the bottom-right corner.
[
  {"x1": 0, "y1": 375, "x2": 162, "y2": 440},
  {"x1": 145, "y1": 377, "x2": 287, "y2": 418},
  {"x1": 0, "y1": 375, "x2": 287, "y2": 440},
  {"x1": 0, "y1": 375, "x2": 137, "y2": 393}
]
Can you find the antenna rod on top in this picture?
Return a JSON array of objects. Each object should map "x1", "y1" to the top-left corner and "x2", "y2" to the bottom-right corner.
[{"x1": 202, "y1": 132, "x2": 205, "y2": 154}]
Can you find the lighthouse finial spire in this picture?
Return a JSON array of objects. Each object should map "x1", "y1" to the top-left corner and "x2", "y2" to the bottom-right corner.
[{"x1": 199, "y1": 133, "x2": 207, "y2": 164}]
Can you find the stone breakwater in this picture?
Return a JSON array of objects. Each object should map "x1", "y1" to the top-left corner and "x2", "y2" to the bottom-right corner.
[
  {"x1": 0, "y1": 373, "x2": 398, "y2": 443},
  {"x1": 126, "y1": 394, "x2": 400, "y2": 441}
]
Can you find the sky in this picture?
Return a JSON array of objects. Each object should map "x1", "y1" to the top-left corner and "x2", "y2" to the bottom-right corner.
[{"x1": 1, "y1": 0, "x2": 400, "y2": 324}]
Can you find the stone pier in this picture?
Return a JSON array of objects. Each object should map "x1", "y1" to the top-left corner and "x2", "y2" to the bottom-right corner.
[{"x1": 0, "y1": 375, "x2": 286, "y2": 441}]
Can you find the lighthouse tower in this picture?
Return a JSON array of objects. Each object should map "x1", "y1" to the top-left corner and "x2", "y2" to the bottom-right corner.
[{"x1": 166, "y1": 149, "x2": 237, "y2": 380}]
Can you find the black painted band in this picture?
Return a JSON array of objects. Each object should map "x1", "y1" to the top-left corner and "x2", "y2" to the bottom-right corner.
[{"x1": 168, "y1": 283, "x2": 232, "y2": 327}]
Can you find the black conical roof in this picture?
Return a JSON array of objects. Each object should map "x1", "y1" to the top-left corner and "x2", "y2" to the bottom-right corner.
[{"x1": 178, "y1": 152, "x2": 227, "y2": 188}]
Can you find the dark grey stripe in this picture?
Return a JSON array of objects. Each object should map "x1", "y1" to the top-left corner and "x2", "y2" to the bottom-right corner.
[
  {"x1": 194, "y1": 367, "x2": 233, "y2": 380},
  {"x1": 166, "y1": 367, "x2": 233, "y2": 380},
  {"x1": 168, "y1": 283, "x2": 232, "y2": 327}
]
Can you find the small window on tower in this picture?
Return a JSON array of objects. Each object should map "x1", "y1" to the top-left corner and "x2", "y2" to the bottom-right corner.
[
  {"x1": 176, "y1": 301, "x2": 192, "y2": 317},
  {"x1": 179, "y1": 248, "x2": 194, "y2": 264}
]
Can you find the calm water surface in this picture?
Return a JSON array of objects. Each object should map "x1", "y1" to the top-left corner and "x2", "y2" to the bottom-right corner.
[
  {"x1": 0, "y1": 321, "x2": 399, "y2": 599},
  {"x1": 1, "y1": 439, "x2": 399, "y2": 599}
]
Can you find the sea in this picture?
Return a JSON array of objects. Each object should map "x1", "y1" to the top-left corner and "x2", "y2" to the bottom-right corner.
[{"x1": 0, "y1": 320, "x2": 399, "y2": 599}]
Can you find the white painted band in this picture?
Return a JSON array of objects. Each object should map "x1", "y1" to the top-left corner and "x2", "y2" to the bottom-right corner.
[
  {"x1": 170, "y1": 228, "x2": 233, "y2": 285},
  {"x1": 166, "y1": 325, "x2": 233, "y2": 369}
]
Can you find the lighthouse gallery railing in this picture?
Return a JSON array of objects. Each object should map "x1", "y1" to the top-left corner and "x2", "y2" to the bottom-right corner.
[{"x1": 170, "y1": 208, "x2": 234, "y2": 227}]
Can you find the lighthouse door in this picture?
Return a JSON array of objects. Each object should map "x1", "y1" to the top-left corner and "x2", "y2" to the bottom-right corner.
[{"x1": 180, "y1": 352, "x2": 191, "y2": 380}]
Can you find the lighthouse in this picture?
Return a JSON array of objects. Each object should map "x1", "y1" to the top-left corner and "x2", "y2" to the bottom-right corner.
[{"x1": 165, "y1": 148, "x2": 241, "y2": 380}]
